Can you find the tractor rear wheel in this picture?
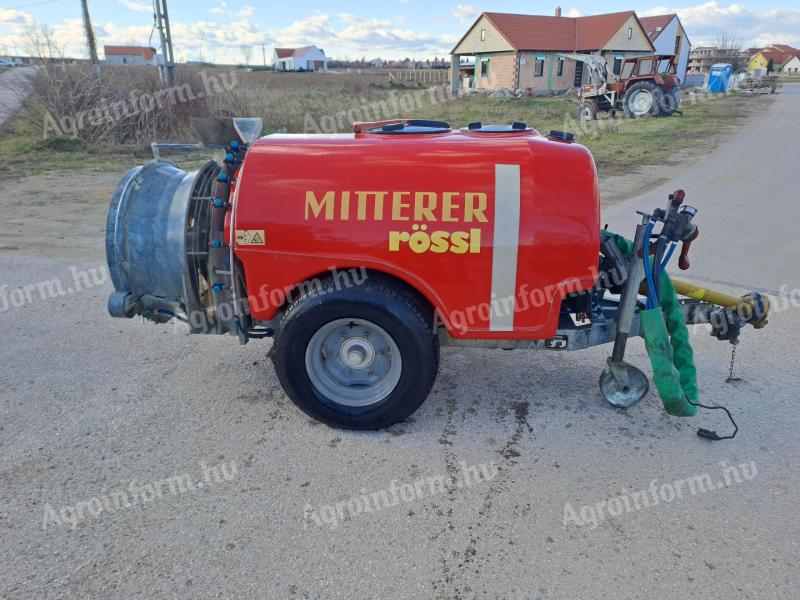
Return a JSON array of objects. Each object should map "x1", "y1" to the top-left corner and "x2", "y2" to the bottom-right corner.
[
  {"x1": 578, "y1": 100, "x2": 597, "y2": 121},
  {"x1": 272, "y1": 273, "x2": 439, "y2": 429},
  {"x1": 623, "y1": 81, "x2": 663, "y2": 118},
  {"x1": 660, "y1": 89, "x2": 680, "y2": 116}
]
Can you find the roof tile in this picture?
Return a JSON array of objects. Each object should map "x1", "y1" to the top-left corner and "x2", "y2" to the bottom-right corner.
[
  {"x1": 480, "y1": 11, "x2": 647, "y2": 52},
  {"x1": 104, "y1": 45, "x2": 155, "y2": 60},
  {"x1": 638, "y1": 14, "x2": 675, "y2": 41}
]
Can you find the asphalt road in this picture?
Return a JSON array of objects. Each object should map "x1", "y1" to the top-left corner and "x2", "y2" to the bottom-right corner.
[
  {"x1": 0, "y1": 67, "x2": 36, "y2": 127},
  {"x1": 1, "y1": 85, "x2": 798, "y2": 599}
]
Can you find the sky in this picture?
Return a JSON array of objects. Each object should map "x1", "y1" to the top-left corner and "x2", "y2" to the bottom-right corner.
[{"x1": 1, "y1": 0, "x2": 799, "y2": 62}]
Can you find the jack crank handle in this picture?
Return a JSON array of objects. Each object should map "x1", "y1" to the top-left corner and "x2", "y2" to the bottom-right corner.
[{"x1": 679, "y1": 227, "x2": 699, "y2": 270}]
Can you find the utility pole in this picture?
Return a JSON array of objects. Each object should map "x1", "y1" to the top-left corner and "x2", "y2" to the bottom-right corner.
[
  {"x1": 153, "y1": 0, "x2": 176, "y2": 86},
  {"x1": 80, "y1": 0, "x2": 100, "y2": 76},
  {"x1": 262, "y1": 44, "x2": 266, "y2": 67}
]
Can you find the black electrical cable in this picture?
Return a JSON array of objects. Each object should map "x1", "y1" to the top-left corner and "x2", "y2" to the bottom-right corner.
[
  {"x1": 688, "y1": 398, "x2": 739, "y2": 440},
  {"x1": 155, "y1": 308, "x2": 189, "y2": 324}
]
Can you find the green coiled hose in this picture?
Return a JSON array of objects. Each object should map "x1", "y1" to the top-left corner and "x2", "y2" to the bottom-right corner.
[{"x1": 602, "y1": 231, "x2": 697, "y2": 416}]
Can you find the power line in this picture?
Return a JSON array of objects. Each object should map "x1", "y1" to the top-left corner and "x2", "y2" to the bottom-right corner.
[{"x1": 4, "y1": 0, "x2": 61, "y2": 10}]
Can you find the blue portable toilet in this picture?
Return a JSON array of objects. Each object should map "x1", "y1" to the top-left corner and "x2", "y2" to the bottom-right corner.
[{"x1": 707, "y1": 63, "x2": 732, "y2": 93}]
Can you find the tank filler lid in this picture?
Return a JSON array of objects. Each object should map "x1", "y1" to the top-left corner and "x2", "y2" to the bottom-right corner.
[
  {"x1": 354, "y1": 119, "x2": 451, "y2": 134},
  {"x1": 464, "y1": 121, "x2": 532, "y2": 133}
]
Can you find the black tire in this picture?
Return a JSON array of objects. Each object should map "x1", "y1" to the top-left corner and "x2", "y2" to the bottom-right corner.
[
  {"x1": 623, "y1": 81, "x2": 663, "y2": 118},
  {"x1": 578, "y1": 100, "x2": 597, "y2": 121},
  {"x1": 660, "y1": 88, "x2": 680, "y2": 116},
  {"x1": 272, "y1": 273, "x2": 439, "y2": 430}
]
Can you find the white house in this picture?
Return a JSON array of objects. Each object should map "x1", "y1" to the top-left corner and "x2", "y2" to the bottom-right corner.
[
  {"x1": 104, "y1": 46, "x2": 161, "y2": 66},
  {"x1": 783, "y1": 56, "x2": 800, "y2": 74},
  {"x1": 273, "y1": 46, "x2": 328, "y2": 72},
  {"x1": 639, "y1": 14, "x2": 691, "y2": 82}
]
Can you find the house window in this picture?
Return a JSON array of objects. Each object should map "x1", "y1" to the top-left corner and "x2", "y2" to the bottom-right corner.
[
  {"x1": 480, "y1": 29, "x2": 486, "y2": 42},
  {"x1": 627, "y1": 27, "x2": 633, "y2": 39},
  {"x1": 557, "y1": 57, "x2": 564, "y2": 76},
  {"x1": 480, "y1": 58, "x2": 490, "y2": 77},
  {"x1": 613, "y1": 57, "x2": 622, "y2": 75},
  {"x1": 674, "y1": 35, "x2": 682, "y2": 55},
  {"x1": 534, "y1": 57, "x2": 545, "y2": 76}
]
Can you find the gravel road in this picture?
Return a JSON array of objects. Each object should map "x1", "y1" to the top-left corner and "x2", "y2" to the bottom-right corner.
[{"x1": 1, "y1": 85, "x2": 798, "y2": 599}]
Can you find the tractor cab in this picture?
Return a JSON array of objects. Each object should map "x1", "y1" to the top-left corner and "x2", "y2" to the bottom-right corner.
[{"x1": 616, "y1": 54, "x2": 680, "y2": 92}]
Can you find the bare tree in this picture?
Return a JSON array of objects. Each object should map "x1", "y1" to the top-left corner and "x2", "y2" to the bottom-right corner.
[
  {"x1": 715, "y1": 33, "x2": 747, "y2": 72},
  {"x1": 19, "y1": 23, "x2": 65, "y2": 62},
  {"x1": 240, "y1": 45, "x2": 253, "y2": 66}
]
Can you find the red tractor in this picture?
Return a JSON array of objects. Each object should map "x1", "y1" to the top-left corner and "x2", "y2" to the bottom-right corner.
[{"x1": 562, "y1": 53, "x2": 682, "y2": 120}]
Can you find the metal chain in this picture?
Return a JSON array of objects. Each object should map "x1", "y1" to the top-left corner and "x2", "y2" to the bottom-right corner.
[{"x1": 726, "y1": 342, "x2": 741, "y2": 383}]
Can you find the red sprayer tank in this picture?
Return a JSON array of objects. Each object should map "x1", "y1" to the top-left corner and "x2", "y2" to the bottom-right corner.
[
  {"x1": 105, "y1": 118, "x2": 768, "y2": 430},
  {"x1": 232, "y1": 125, "x2": 600, "y2": 339}
]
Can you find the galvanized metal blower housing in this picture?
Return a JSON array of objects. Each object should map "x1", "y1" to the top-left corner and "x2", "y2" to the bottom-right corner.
[
  {"x1": 106, "y1": 117, "x2": 263, "y2": 334},
  {"x1": 105, "y1": 159, "x2": 222, "y2": 332}
]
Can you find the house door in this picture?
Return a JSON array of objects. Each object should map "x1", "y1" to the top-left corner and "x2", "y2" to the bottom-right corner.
[{"x1": 573, "y1": 62, "x2": 584, "y2": 87}]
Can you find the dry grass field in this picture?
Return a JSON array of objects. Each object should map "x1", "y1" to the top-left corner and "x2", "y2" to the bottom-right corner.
[{"x1": 0, "y1": 65, "x2": 773, "y2": 182}]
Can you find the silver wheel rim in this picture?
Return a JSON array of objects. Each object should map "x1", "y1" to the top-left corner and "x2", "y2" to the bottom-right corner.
[
  {"x1": 305, "y1": 318, "x2": 402, "y2": 407},
  {"x1": 580, "y1": 105, "x2": 592, "y2": 119},
  {"x1": 600, "y1": 365, "x2": 649, "y2": 408},
  {"x1": 631, "y1": 90, "x2": 653, "y2": 115}
]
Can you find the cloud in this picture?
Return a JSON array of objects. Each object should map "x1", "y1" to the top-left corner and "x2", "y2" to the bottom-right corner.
[
  {"x1": 565, "y1": 8, "x2": 582, "y2": 18},
  {"x1": 641, "y1": 2, "x2": 800, "y2": 48},
  {"x1": 290, "y1": 12, "x2": 454, "y2": 56},
  {"x1": 209, "y1": 1, "x2": 227, "y2": 16},
  {"x1": 117, "y1": 0, "x2": 151, "y2": 13},
  {"x1": 0, "y1": 8, "x2": 457, "y2": 61},
  {"x1": 451, "y1": 4, "x2": 476, "y2": 24},
  {"x1": 0, "y1": 8, "x2": 34, "y2": 25},
  {"x1": 236, "y1": 5, "x2": 254, "y2": 18},
  {"x1": 267, "y1": 12, "x2": 338, "y2": 49}
]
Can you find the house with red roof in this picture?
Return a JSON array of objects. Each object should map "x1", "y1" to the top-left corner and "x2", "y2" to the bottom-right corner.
[
  {"x1": 273, "y1": 46, "x2": 328, "y2": 72},
  {"x1": 782, "y1": 55, "x2": 800, "y2": 74},
  {"x1": 639, "y1": 14, "x2": 691, "y2": 82},
  {"x1": 747, "y1": 45, "x2": 800, "y2": 74},
  {"x1": 450, "y1": 9, "x2": 654, "y2": 93},
  {"x1": 104, "y1": 46, "x2": 160, "y2": 67}
]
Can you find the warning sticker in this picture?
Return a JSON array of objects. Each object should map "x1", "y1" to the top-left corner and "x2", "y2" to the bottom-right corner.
[{"x1": 236, "y1": 230, "x2": 266, "y2": 246}]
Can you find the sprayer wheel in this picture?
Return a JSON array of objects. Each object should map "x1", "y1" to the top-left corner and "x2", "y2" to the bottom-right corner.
[
  {"x1": 272, "y1": 273, "x2": 439, "y2": 430},
  {"x1": 599, "y1": 364, "x2": 649, "y2": 408}
]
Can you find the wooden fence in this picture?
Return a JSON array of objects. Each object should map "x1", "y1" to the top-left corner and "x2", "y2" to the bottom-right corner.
[{"x1": 388, "y1": 69, "x2": 450, "y2": 84}]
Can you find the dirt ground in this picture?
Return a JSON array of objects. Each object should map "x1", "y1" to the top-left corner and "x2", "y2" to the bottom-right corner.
[{"x1": 1, "y1": 88, "x2": 797, "y2": 599}]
